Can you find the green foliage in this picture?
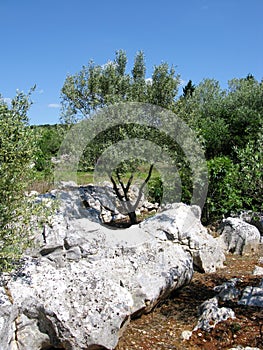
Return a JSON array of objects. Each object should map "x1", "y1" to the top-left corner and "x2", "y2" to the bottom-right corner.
[
  {"x1": 0, "y1": 90, "x2": 58, "y2": 271},
  {"x1": 59, "y1": 51, "x2": 262, "y2": 224},
  {"x1": 235, "y1": 130, "x2": 263, "y2": 211},
  {"x1": 223, "y1": 76, "x2": 263, "y2": 151},
  {"x1": 60, "y1": 50, "x2": 180, "y2": 123},
  {"x1": 183, "y1": 79, "x2": 195, "y2": 98},
  {"x1": 0, "y1": 91, "x2": 37, "y2": 269},
  {"x1": 33, "y1": 124, "x2": 67, "y2": 185},
  {"x1": 147, "y1": 176, "x2": 163, "y2": 204},
  {"x1": 203, "y1": 157, "x2": 242, "y2": 223}
]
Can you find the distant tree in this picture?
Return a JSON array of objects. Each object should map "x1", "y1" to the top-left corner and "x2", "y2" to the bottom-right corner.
[
  {"x1": 245, "y1": 73, "x2": 255, "y2": 81},
  {"x1": 235, "y1": 129, "x2": 263, "y2": 211},
  {"x1": 60, "y1": 50, "x2": 180, "y2": 122},
  {"x1": 175, "y1": 78, "x2": 229, "y2": 158},
  {"x1": 223, "y1": 76, "x2": 263, "y2": 151},
  {"x1": 130, "y1": 51, "x2": 147, "y2": 102},
  {"x1": 34, "y1": 124, "x2": 66, "y2": 174},
  {"x1": 183, "y1": 79, "x2": 195, "y2": 97}
]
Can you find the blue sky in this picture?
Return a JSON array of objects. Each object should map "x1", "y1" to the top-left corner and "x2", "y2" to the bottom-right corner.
[{"x1": 1, "y1": 0, "x2": 263, "y2": 125}]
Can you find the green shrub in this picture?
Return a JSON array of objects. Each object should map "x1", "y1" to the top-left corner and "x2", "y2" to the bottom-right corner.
[
  {"x1": 0, "y1": 90, "x2": 52, "y2": 271},
  {"x1": 235, "y1": 131, "x2": 263, "y2": 212},
  {"x1": 203, "y1": 156, "x2": 242, "y2": 224},
  {"x1": 147, "y1": 176, "x2": 163, "y2": 203}
]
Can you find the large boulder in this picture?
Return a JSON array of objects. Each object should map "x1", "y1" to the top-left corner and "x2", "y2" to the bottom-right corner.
[
  {"x1": 217, "y1": 217, "x2": 261, "y2": 255},
  {"x1": 239, "y1": 211, "x2": 263, "y2": 235},
  {"x1": 140, "y1": 203, "x2": 225, "y2": 273},
  {"x1": 0, "y1": 188, "x2": 193, "y2": 350},
  {"x1": 0, "y1": 187, "x2": 225, "y2": 349}
]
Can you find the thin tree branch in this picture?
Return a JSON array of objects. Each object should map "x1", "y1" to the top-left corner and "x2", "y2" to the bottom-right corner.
[
  {"x1": 109, "y1": 173, "x2": 129, "y2": 213},
  {"x1": 133, "y1": 164, "x2": 154, "y2": 211},
  {"x1": 116, "y1": 170, "x2": 126, "y2": 198},
  {"x1": 126, "y1": 173, "x2": 134, "y2": 193}
]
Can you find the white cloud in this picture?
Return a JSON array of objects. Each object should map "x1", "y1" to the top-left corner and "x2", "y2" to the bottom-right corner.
[{"x1": 48, "y1": 103, "x2": 60, "y2": 108}]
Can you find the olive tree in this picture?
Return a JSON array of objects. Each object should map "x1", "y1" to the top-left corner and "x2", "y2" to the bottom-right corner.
[
  {"x1": 60, "y1": 51, "x2": 182, "y2": 225},
  {"x1": 0, "y1": 89, "x2": 37, "y2": 270}
]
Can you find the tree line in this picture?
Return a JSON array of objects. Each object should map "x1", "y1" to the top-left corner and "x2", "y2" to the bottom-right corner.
[{"x1": 59, "y1": 50, "x2": 262, "y2": 223}]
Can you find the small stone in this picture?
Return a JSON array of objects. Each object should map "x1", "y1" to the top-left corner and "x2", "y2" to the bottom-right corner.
[
  {"x1": 253, "y1": 266, "x2": 263, "y2": 275},
  {"x1": 181, "y1": 330, "x2": 192, "y2": 340}
]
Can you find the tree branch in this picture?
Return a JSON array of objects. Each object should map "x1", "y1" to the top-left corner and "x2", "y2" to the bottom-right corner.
[{"x1": 133, "y1": 164, "x2": 154, "y2": 211}]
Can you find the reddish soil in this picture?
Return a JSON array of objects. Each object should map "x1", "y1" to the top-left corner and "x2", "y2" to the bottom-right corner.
[{"x1": 115, "y1": 252, "x2": 263, "y2": 350}]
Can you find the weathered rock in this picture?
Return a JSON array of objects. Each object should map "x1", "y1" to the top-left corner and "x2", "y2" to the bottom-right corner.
[
  {"x1": 1, "y1": 188, "x2": 197, "y2": 350},
  {"x1": 238, "y1": 279, "x2": 263, "y2": 307},
  {"x1": 213, "y1": 278, "x2": 241, "y2": 301},
  {"x1": 217, "y1": 217, "x2": 261, "y2": 255},
  {"x1": 239, "y1": 211, "x2": 263, "y2": 235},
  {"x1": 253, "y1": 266, "x2": 263, "y2": 275},
  {"x1": 0, "y1": 186, "x2": 229, "y2": 349},
  {"x1": 0, "y1": 286, "x2": 17, "y2": 349},
  {"x1": 140, "y1": 203, "x2": 225, "y2": 273},
  {"x1": 194, "y1": 297, "x2": 235, "y2": 331}
]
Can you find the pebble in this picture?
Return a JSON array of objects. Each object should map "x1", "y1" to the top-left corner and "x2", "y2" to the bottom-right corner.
[{"x1": 181, "y1": 330, "x2": 192, "y2": 340}]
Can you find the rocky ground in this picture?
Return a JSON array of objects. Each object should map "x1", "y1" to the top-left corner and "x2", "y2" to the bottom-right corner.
[{"x1": 116, "y1": 251, "x2": 263, "y2": 350}]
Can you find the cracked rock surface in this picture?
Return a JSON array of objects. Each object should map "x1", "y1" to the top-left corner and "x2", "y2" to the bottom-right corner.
[{"x1": 0, "y1": 186, "x2": 226, "y2": 350}]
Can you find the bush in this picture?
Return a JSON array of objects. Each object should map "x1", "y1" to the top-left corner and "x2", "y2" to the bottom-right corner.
[
  {"x1": 203, "y1": 156, "x2": 242, "y2": 224},
  {"x1": 147, "y1": 176, "x2": 163, "y2": 203},
  {"x1": 235, "y1": 131, "x2": 263, "y2": 212},
  {"x1": 0, "y1": 91, "x2": 40, "y2": 270}
]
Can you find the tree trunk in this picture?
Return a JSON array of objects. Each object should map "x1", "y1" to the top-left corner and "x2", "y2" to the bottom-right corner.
[{"x1": 128, "y1": 211, "x2": 137, "y2": 225}]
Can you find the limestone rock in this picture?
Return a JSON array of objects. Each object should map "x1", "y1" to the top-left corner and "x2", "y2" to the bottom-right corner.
[
  {"x1": 238, "y1": 280, "x2": 263, "y2": 307},
  {"x1": 217, "y1": 217, "x2": 261, "y2": 255},
  {"x1": 1, "y1": 188, "x2": 195, "y2": 350},
  {"x1": 181, "y1": 330, "x2": 192, "y2": 340},
  {"x1": 194, "y1": 297, "x2": 235, "y2": 331},
  {"x1": 213, "y1": 278, "x2": 241, "y2": 301},
  {"x1": 140, "y1": 203, "x2": 225, "y2": 273},
  {"x1": 253, "y1": 266, "x2": 263, "y2": 275},
  {"x1": 239, "y1": 211, "x2": 263, "y2": 235},
  {"x1": 0, "y1": 286, "x2": 17, "y2": 349},
  {"x1": 79, "y1": 184, "x2": 158, "y2": 224},
  {"x1": 0, "y1": 187, "x2": 228, "y2": 349}
]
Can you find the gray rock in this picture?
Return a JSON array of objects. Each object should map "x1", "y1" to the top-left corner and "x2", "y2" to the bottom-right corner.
[
  {"x1": 0, "y1": 187, "x2": 228, "y2": 349},
  {"x1": 239, "y1": 211, "x2": 263, "y2": 235},
  {"x1": 217, "y1": 217, "x2": 261, "y2": 255},
  {"x1": 213, "y1": 278, "x2": 241, "y2": 301},
  {"x1": 253, "y1": 266, "x2": 263, "y2": 275},
  {"x1": 1, "y1": 188, "x2": 197, "y2": 350},
  {"x1": 0, "y1": 286, "x2": 17, "y2": 349},
  {"x1": 140, "y1": 203, "x2": 225, "y2": 273},
  {"x1": 80, "y1": 184, "x2": 158, "y2": 224},
  {"x1": 238, "y1": 280, "x2": 263, "y2": 307},
  {"x1": 194, "y1": 297, "x2": 235, "y2": 331}
]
